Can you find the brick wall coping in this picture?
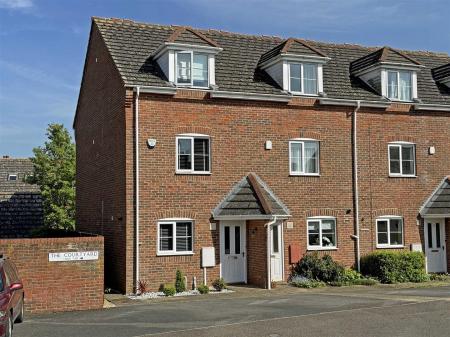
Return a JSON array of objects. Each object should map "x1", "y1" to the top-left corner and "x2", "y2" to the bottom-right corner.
[{"x1": 0, "y1": 236, "x2": 104, "y2": 245}]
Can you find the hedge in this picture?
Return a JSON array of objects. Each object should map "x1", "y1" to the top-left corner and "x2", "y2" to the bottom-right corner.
[{"x1": 360, "y1": 251, "x2": 428, "y2": 283}]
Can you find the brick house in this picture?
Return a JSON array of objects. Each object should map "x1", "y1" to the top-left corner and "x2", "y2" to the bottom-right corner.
[
  {"x1": 0, "y1": 156, "x2": 43, "y2": 238},
  {"x1": 74, "y1": 17, "x2": 450, "y2": 293}
]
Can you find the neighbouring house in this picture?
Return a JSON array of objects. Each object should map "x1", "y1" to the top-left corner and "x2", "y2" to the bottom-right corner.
[
  {"x1": 74, "y1": 17, "x2": 450, "y2": 293},
  {"x1": 0, "y1": 156, "x2": 43, "y2": 238}
]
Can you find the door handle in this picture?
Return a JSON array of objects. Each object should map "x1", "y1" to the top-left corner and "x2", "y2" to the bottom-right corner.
[{"x1": 242, "y1": 252, "x2": 245, "y2": 257}]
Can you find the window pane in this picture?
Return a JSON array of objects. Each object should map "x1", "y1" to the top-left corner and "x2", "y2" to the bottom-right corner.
[
  {"x1": 399, "y1": 72, "x2": 412, "y2": 101},
  {"x1": 428, "y1": 222, "x2": 433, "y2": 248},
  {"x1": 321, "y1": 220, "x2": 336, "y2": 247},
  {"x1": 388, "y1": 71, "x2": 398, "y2": 99},
  {"x1": 177, "y1": 52, "x2": 192, "y2": 84},
  {"x1": 272, "y1": 225, "x2": 279, "y2": 253},
  {"x1": 402, "y1": 161, "x2": 414, "y2": 175},
  {"x1": 308, "y1": 221, "x2": 320, "y2": 246},
  {"x1": 389, "y1": 146, "x2": 400, "y2": 174},
  {"x1": 436, "y1": 223, "x2": 441, "y2": 248},
  {"x1": 224, "y1": 226, "x2": 230, "y2": 254},
  {"x1": 304, "y1": 141, "x2": 319, "y2": 173},
  {"x1": 160, "y1": 224, "x2": 173, "y2": 251},
  {"x1": 178, "y1": 138, "x2": 192, "y2": 170},
  {"x1": 390, "y1": 232, "x2": 403, "y2": 245},
  {"x1": 389, "y1": 219, "x2": 403, "y2": 245},
  {"x1": 377, "y1": 220, "x2": 388, "y2": 244},
  {"x1": 303, "y1": 64, "x2": 318, "y2": 94},
  {"x1": 235, "y1": 226, "x2": 240, "y2": 255},
  {"x1": 290, "y1": 63, "x2": 302, "y2": 92},
  {"x1": 193, "y1": 54, "x2": 208, "y2": 87},
  {"x1": 401, "y1": 145, "x2": 414, "y2": 175},
  {"x1": 290, "y1": 142, "x2": 302, "y2": 173},
  {"x1": 176, "y1": 222, "x2": 192, "y2": 252},
  {"x1": 193, "y1": 138, "x2": 210, "y2": 172},
  {"x1": 378, "y1": 233, "x2": 388, "y2": 245}
]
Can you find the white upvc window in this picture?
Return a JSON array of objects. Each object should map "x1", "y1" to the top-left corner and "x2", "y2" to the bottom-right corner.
[
  {"x1": 376, "y1": 217, "x2": 404, "y2": 248},
  {"x1": 7, "y1": 174, "x2": 18, "y2": 181},
  {"x1": 176, "y1": 135, "x2": 210, "y2": 174},
  {"x1": 157, "y1": 220, "x2": 194, "y2": 255},
  {"x1": 307, "y1": 217, "x2": 337, "y2": 250},
  {"x1": 289, "y1": 140, "x2": 320, "y2": 176},
  {"x1": 387, "y1": 70, "x2": 412, "y2": 101},
  {"x1": 388, "y1": 142, "x2": 416, "y2": 177},
  {"x1": 288, "y1": 62, "x2": 318, "y2": 95},
  {"x1": 175, "y1": 51, "x2": 209, "y2": 88}
]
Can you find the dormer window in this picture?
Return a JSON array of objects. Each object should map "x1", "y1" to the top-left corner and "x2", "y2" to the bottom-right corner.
[
  {"x1": 176, "y1": 51, "x2": 208, "y2": 87},
  {"x1": 387, "y1": 70, "x2": 412, "y2": 101},
  {"x1": 288, "y1": 63, "x2": 318, "y2": 95}
]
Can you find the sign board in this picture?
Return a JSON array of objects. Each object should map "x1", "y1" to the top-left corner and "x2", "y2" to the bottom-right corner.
[
  {"x1": 49, "y1": 251, "x2": 99, "y2": 262},
  {"x1": 201, "y1": 247, "x2": 215, "y2": 267},
  {"x1": 410, "y1": 243, "x2": 423, "y2": 252}
]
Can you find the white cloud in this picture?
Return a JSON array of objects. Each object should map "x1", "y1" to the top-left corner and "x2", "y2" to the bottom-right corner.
[{"x1": 0, "y1": 0, "x2": 33, "y2": 9}]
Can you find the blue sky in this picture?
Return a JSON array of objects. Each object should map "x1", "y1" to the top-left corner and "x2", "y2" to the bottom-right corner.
[{"x1": 0, "y1": 0, "x2": 449, "y2": 157}]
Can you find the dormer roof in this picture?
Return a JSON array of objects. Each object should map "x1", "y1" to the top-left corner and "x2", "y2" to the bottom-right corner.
[
  {"x1": 166, "y1": 26, "x2": 220, "y2": 48},
  {"x1": 259, "y1": 38, "x2": 328, "y2": 66},
  {"x1": 350, "y1": 46, "x2": 422, "y2": 75},
  {"x1": 432, "y1": 63, "x2": 450, "y2": 85}
]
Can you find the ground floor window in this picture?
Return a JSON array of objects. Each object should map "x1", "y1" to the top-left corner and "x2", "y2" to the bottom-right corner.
[
  {"x1": 157, "y1": 220, "x2": 193, "y2": 255},
  {"x1": 376, "y1": 217, "x2": 403, "y2": 248},
  {"x1": 307, "y1": 217, "x2": 337, "y2": 250}
]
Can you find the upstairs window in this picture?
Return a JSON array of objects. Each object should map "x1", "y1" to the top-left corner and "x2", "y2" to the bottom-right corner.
[
  {"x1": 387, "y1": 70, "x2": 412, "y2": 101},
  {"x1": 289, "y1": 140, "x2": 320, "y2": 175},
  {"x1": 158, "y1": 220, "x2": 193, "y2": 255},
  {"x1": 7, "y1": 174, "x2": 17, "y2": 181},
  {"x1": 176, "y1": 51, "x2": 209, "y2": 87},
  {"x1": 388, "y1": 143, "x2": 415, "y2": 177},
  {"x1": 176, "y1": 135, "x2": 210, "y2": 174},
  {"x1": 288, "y1": 63, "x2": 318, "y2": 95},
  {"x1": 376, "y1": 217, "x2": 404, "y2": 248}
]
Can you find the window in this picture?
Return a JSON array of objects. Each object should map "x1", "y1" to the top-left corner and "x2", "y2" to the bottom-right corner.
[
  {"x1": 289, "y1": 140, "x2": 319, "y2": 175},
  {"x1": 387, "y1": 70, "x2": 412, "y2": 101},
  {"x1": 388, "y1": 143, "x2": 415, "y2": 177},
  {"x1": 158, "y1": 220, "x2": 193, "y2": 255},
  {"x1": 176, "y1": 51, "x2": 209, "y2": 87},
  {"x1": 307, "y1": 217, "x2": 337, "y2": 250},
  {"x1": 7, "y1": 174, "x2": 17, "y2": 181},
  {"x1": 288, "y1": 63, "x2": 318, "y2": 95},
  {"x1": 376, "y1": 217, "x2": 403, "y2": 248},
  {"x1": 176, "y1": 135, "x2": 210, "y2": 174}
]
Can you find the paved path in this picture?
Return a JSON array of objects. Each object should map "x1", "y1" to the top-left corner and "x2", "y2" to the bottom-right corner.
[{"x1": 14, "y1": 285, "x2": 450, "y2": 337}]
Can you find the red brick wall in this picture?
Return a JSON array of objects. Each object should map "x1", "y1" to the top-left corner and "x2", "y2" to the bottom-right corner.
[
  {"x1": 0, "y1": 236, "x2": 104, "y2": 313},
  {"x1": 247, "y1": 220, "x2": 268, "y2": 288},
  {"x1": 74, "y1": 22, "x2": 130, "y2": 293}
]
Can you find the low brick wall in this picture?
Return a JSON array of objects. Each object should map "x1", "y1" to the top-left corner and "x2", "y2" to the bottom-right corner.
[{"x1": 0, "y1": 236, "x2": 104, "y2": 313}]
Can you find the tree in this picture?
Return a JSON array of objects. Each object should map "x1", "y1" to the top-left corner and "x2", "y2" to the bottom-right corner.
[{"x1": 27, "y1": 124, "x2": 76, "y2": 231}]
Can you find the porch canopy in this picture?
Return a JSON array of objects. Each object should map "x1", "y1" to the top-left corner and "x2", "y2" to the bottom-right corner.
[
  {"x1": 420, "y1": 176, "x2": 450, "y2": 218},
  {"x1": 212, "y1": 172, "x2": 290, "y2": 220}
]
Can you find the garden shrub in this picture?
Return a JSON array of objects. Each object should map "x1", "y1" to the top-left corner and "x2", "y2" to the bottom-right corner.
[
  {"x1": 293, "y1": 253, "x2": 345, "y2": 283},
  {"x1": 360, "y1": 251, "x2": 428, "y2": 284},
  {"x1": 162, "y1": 285, "x2": 176, "y2": 296},
  {"x1": 175, "y1": 269, "x2": 186, "y2": 293},
  {"x1": 290, "y1": 275, "x2": 325, "y2": 288},
  {"x1": 197, "y1": 284, "x2": 209, "y2": 294},
  {"x1": 212, "y1": 278, "x2": 227, "y2": 291}
]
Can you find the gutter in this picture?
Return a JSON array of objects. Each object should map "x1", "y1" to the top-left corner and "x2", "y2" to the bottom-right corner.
[
  {"x1": 210, "y1": 90, "x2": 292, "y2": 103},
  {"x1": 352, "y1": 100, "x2": 362, "y2": 272},
  {"x1": 127, "y1": 85, "x2": 177, "y2": 95},
  {"x1": 414, "y1": 103, "x2": 450, "y2": 112},
  {"x1": 319, "y1": 98, "x2": 390, "y2": 109},
  {"x1": 134, "y1": 86, "x2": 141, "y2": 292},
  {"x1": 264, "y1": 216, "x2": 278, "y2": 290}
]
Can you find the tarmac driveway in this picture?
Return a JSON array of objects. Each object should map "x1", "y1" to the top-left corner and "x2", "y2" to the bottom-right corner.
[{"x1": 13, "y1": 285, "x2": 450, "y2": 337}]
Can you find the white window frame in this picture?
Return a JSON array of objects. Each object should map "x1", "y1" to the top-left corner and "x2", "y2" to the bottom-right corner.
[
  {"x1": 388, "y1": 142, "x2": 416, "y2": 177},
  {"x1": 376, "y1": 216, "x2": 404, "y2": 248},
  {"x1": 176, "y1": 134, "x2": 211, "y2": 175},
  {"x1": 289, "y1": 139, "x2": 320, "y2": 176},
  {"x1": 287, "y1": 62, "x2": 319, "y2": 95},
  {"x1": 386, "y1": 70, "x2": 413, "y2": 102},
  {"x1": 307, "y1": 216, "x2": 337, "y2": 250},
  {"x1": 175, "y1": 51, "x2": 209, "y2": 88},
  {"x1": 157, "y1": 219, "x2": 194, "y2": 256},
  {"x1": 7, "y1": 174, "x2": 18, "y2": 181}
]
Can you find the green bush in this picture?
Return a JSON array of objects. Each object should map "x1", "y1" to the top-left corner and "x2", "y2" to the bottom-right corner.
[
  {"x1": 162, "y1": 285, "x2": 176, "y2": 296},
  {"x1": 212, "y1": 278, "x2": 227, "y2": 291},
  {"x1": 293, "y1": 253, "x2": 345, "y2": 283},
  {"x1": 361, "y1": 251, "x2": 428, "y2": 284},
  {"x1": 197, "y1": 284, "x2": 210, "y2": 294},
  {"x1": 175, "y1": 269, "x2": 186, "y2": 293}
]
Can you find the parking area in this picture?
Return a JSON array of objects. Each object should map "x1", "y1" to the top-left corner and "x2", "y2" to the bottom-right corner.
[{"x1": 14, "y1": 285, "x2": 450, "y2": 337}]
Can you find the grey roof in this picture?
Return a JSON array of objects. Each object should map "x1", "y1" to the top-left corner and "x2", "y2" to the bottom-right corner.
[
  {"x1": 0, "y1": 158, "x2": 38, "y2": 193},
  {"x1": 432, "y1": 63, "x2": 450, "y2": 82},
  {"x1": 213, "y1": 173, "x2": 289, "y2": 218},
  {"x1": 92, "y1": 17, "x2": 450, "y2": 105},
  {"x1": 420, "y1": 177, "x2": 450, "y2": 216},
  {"x1": 259, "y1": 38, "x2": 328, "y2": 65}
]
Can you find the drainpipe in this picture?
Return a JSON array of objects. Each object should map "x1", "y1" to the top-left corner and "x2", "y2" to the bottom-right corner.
[
  {"x1": 265, "y1": 216, "x2": 278, "y2": 290},
  {"x1": 352, "y1": 100, "x2": 361, "y2": 272},
  {"x1": 134, "y1": 86, "x2": 140, "y2": 292}
]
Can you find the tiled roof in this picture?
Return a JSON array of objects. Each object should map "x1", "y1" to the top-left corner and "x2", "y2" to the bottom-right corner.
[
  {"x1": 0, "y1": 158, "x2": 38, "y2": 193},
  {"x1": 259, "y1": 38, "x2": 327, "y2": 65},
  {"x1": 212, "y1": 173, "x2": 289, "y2": 218},
  {"x1": 420, "y1": 177, "x2": 450, "y2": 216},
  {"x1": 93, "y1": 17, "x2": 450, "y2": 105},
  {"x1": 166, "y1": 27, "x2": 219, "y2": 47},
  {"x1": 432, "y1": 63, "x2": 450, "y2": 82}
]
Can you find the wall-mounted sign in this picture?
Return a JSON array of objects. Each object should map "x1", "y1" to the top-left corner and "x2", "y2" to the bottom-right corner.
[{"x1": 49, "y1": 251, "x2": 99, "y2": 262}]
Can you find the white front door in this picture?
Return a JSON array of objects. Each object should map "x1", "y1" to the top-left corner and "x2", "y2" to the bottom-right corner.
[
  {"x1": 270, "y1": 222, "x2": 283, "y2": 282},
  {"x1": 220, "y1": 221, "x2": 246, "y2": 283},
  {"x1": 425, "y1": 219, "x2": 447, "y2": 273}
]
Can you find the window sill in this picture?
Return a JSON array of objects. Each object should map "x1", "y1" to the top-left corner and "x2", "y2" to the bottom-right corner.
[
  {"x1": 157, "y1": 252, "x2": 194, "y2": 257},
  {"x1": 388, "y1": 175, "x2": 417, "y2": 178},
  {"x1": 376, "y1": 245, "x2": 404, "y2": 249},
  {"x1": 307, "y1": 247, "x2": 338, "y2": 251},
  {"x1": 290, "y1": 173, "x2": 320, "y2": 177},
  {"x1": 176, "y1": 171, "x2": 212, "y2": 175}
]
